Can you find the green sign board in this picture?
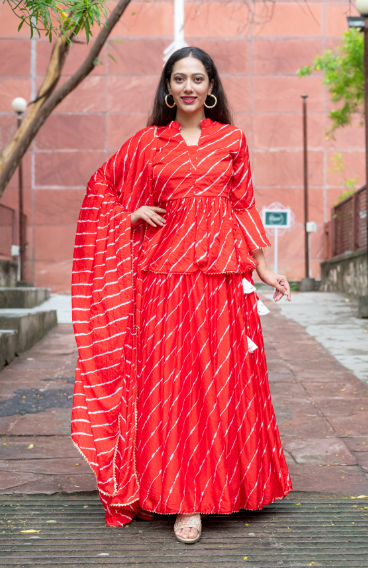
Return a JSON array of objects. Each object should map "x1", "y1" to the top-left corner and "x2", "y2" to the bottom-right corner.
[{"x1": 263, "y1": 209, "x2": 290, "y2": 228}]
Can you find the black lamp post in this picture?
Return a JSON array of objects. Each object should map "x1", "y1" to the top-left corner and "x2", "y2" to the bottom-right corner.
[
  {"x1": 11, "y1": 96, "x2": 27, "y2": 284},
  {"x1": 348, "y1": 3, "x2": 368, "y2": 317},
  {"x1": 300, "y1": 94, "x2": 316, "y2": 292}
]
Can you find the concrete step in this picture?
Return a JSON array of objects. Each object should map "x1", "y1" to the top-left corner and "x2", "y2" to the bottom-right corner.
[
  {"x1": 0, "y1": 329, "x2": 18, "y2": 371},
  {"x1": 0, "y1": 311, "x2": 57, "y2": 369},
  {"x1": 0, "y1": 287, "x2": 50, "y2": 309}
]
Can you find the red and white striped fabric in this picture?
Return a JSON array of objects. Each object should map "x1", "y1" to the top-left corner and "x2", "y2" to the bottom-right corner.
[
  {"x1": 71, "y1": 119, "x2": 291, "y2": 527},
  {"x1": 139, "y1": 119, "x2": 270, "y2": 273}
]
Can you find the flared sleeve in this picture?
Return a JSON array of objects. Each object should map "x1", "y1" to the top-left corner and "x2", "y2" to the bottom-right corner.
[
  {"x1": 230, "y1": 131, "x2": 270, "y2": 252},
  {"x1": 71, "y1": 126, "x2": 155, "y2": 501}
]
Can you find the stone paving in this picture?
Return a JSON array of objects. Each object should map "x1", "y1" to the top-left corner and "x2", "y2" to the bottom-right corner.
[
  {"x1": 262, "y1": 294, "x2": 368, "y2": 496},
  {"x1": 0, "y1": 292, "x2": 368, "y2": 497},
  {"x1": 0, "y1": 324, "x2": 96, "y2": 494},
  {"x1": 271, "y1": 291, "x2": 368, "y2": 386}
]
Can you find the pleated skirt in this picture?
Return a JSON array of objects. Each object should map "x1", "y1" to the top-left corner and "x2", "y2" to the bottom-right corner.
[{"x1": 132, "y1": 270, "x2": 291, "y2": 515}]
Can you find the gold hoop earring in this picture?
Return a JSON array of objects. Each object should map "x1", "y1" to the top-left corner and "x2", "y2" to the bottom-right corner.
[
  {"x1": 165, "y1": 94, "x2": 176, "y2": 108},
  {"x1": 204, "y1": 93, "x2": 217, "y2": 109}
]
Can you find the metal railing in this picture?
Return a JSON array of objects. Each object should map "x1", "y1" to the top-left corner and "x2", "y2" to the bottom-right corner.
[{"x1": 331, "y1": 186, "x2": 367, "y2": 257}]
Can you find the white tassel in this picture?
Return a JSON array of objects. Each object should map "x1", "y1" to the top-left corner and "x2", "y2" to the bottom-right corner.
[
  {"x1": 257, "y1": 298, "x2": 270, "y2": 316},
  {"x1": 247, "y1": 336, "x2": 258, "y2": 353},
  {"x1": 242, "y1": 278, "x2": 256, "y2": 294}
]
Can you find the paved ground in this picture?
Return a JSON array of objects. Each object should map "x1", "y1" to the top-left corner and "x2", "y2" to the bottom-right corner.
[
  {"x1": 262, "y1": 293, "x2": 368, "y2": 496},
  {"x1": 2, "y1": 494, "x2": 368, "y2": 567},
  {"x1": 0, "y1": 291, "x2": 368, "y2": 496},
  {"x1": 0, "y1": 323, "x2": 94, "y2": 494},
  {"x1": 269, "y1": 292, "x2": 368, "y2": 386}
]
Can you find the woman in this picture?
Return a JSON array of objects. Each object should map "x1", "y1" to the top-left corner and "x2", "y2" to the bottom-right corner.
[{"x1": 71, "y1": 46, "x2": 292, "y2": 544}]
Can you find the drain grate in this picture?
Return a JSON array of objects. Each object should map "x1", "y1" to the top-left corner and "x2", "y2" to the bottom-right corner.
[{"x1": 1, "y1": 495, "x2": 368, "y2": 567}]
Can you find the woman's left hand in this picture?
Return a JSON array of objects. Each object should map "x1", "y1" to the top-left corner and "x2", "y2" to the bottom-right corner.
[
  {"x1": 260, "y1": 270, "x2": 291, "y2": 302},
  {"x1": 252, "y1": 248, "x2": 291, "y2": 302}
]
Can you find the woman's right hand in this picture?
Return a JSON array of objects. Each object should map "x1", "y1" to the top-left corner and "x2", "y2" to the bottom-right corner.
[{"x1": 131, "y1": 206, "x2": 166, "y2": 228}]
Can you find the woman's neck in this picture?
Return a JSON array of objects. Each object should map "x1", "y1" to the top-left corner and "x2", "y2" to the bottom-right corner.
[{"x1": 175, "y1": 108, "x2": 206, "y2": 130}]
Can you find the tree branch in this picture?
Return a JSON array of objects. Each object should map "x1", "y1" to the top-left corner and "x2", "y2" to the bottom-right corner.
[
  {"x1": 0, "y1": 28, "x2": 74, "y2": 172},
  {"x1": 0, "y1": 0, "x2": 131, "y2": 197}
]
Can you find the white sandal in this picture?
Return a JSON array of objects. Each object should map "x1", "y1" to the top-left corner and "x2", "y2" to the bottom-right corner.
[{"x1": 174, "y1": 513, "x2": 202, "y2": 544}]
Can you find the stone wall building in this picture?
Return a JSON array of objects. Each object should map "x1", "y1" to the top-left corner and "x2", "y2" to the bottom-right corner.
[{"x1": 0, "y1": 0, "x2": 364, "y2": 292}]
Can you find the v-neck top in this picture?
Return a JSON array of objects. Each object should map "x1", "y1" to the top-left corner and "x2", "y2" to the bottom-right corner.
[{"x1": 138, "y1": 118, "x2": 270, "y2": 274}]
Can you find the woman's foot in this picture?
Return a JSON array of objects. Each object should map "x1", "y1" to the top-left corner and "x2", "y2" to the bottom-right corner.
[{"x1": 174, "y1": 513, "x2": 201, "y2": 544}]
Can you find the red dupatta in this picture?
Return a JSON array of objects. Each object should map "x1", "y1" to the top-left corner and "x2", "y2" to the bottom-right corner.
[{"x1": 71, "y1": 126, "x2": 156, "y2": 504}]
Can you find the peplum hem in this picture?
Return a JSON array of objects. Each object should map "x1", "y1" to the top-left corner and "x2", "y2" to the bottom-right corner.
[{"x1": 139, "y1": 197, "x2": 265, "y2": 275}]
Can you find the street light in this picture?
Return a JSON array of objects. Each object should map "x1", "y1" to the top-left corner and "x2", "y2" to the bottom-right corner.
[
  {"x1": 356, "y1": 0, "x2": 368, "y2": 15},
  {"x1": 11, "y1": 96, "x2": 27, "y2": 284},
  {"x1": 12, "y1": 97, "x2": 27, "y2": 114}
]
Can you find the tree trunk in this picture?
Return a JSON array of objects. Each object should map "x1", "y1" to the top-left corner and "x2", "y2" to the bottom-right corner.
[
  {"x1": 0, "y1": 0, "x2": 132, "y2": 197},
  {"x1": 0, "y1": 30, "x2": 73, "y2": 174}
]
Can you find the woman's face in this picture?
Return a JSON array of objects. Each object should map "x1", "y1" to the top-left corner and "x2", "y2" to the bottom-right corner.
[{"x1": 166, "y1": 56, "x2": 214, "y2": 115}]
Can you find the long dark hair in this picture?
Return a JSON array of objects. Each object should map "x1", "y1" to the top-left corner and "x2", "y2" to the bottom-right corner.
[{"x1": 147, "y1": 47, "x2": 233, "y2": 127}]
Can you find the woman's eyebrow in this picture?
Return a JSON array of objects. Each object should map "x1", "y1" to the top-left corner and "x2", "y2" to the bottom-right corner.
[{"x1": 173, "y1": 72, "x2": 206, "y2": 77}]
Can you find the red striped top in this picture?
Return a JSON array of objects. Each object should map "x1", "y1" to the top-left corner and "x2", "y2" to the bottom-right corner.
[{"x1": 139, "y1": 118, "x2": 270, "y2": 274}]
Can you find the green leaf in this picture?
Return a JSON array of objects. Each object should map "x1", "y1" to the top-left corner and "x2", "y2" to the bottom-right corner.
[
  {"x1": 329, "y1": 152, "x2": 360, "y2": 199},
  {"x1": 336, "y1": 189, "x2": 356, "y2": 204},
  {"x1": 6, "y1": 0, "x2": 109, "y2": 43},
  {"x1": 328, "y1": 153, "x2": 343, "y2": 173},
  {"x1": 297, "y1": 65, "x2": 312, "y2": 77},
  {"x1": 297, "y1": 29, "x2": 364, "y2": 136},
  {"x1": 108, "y1": 53, "x2": 117, "y2": 63},
  {"x1": 345, "y1": 177, "x2": 359, "y2": 190}
]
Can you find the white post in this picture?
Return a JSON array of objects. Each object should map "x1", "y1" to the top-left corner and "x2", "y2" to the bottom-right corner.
[
  {"x1": 163, "y1": 0, "x2": 188, "y2": 62},
  {"x1": 274, "y1": 227, "x2": 278, "y2": 274},
  {"x1": 175, "y1": 0, "x2": 185, "y2": 47}
]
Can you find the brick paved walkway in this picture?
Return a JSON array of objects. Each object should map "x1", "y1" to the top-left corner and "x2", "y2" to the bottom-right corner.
[
  {"x1": 1, "y1": 293, "x2": 368, "y2": 496},
  {"x1": 263, "y1": 295, "x2": 368, "y2": 495},
  {"x1": 0, "y1": 325, "x2": 96, "y2": 494}
]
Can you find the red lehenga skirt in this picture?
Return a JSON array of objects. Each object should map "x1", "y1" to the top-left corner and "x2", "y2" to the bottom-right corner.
[{"x1": 101, "y1": 271, "x2": 292, "y2": 526}]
